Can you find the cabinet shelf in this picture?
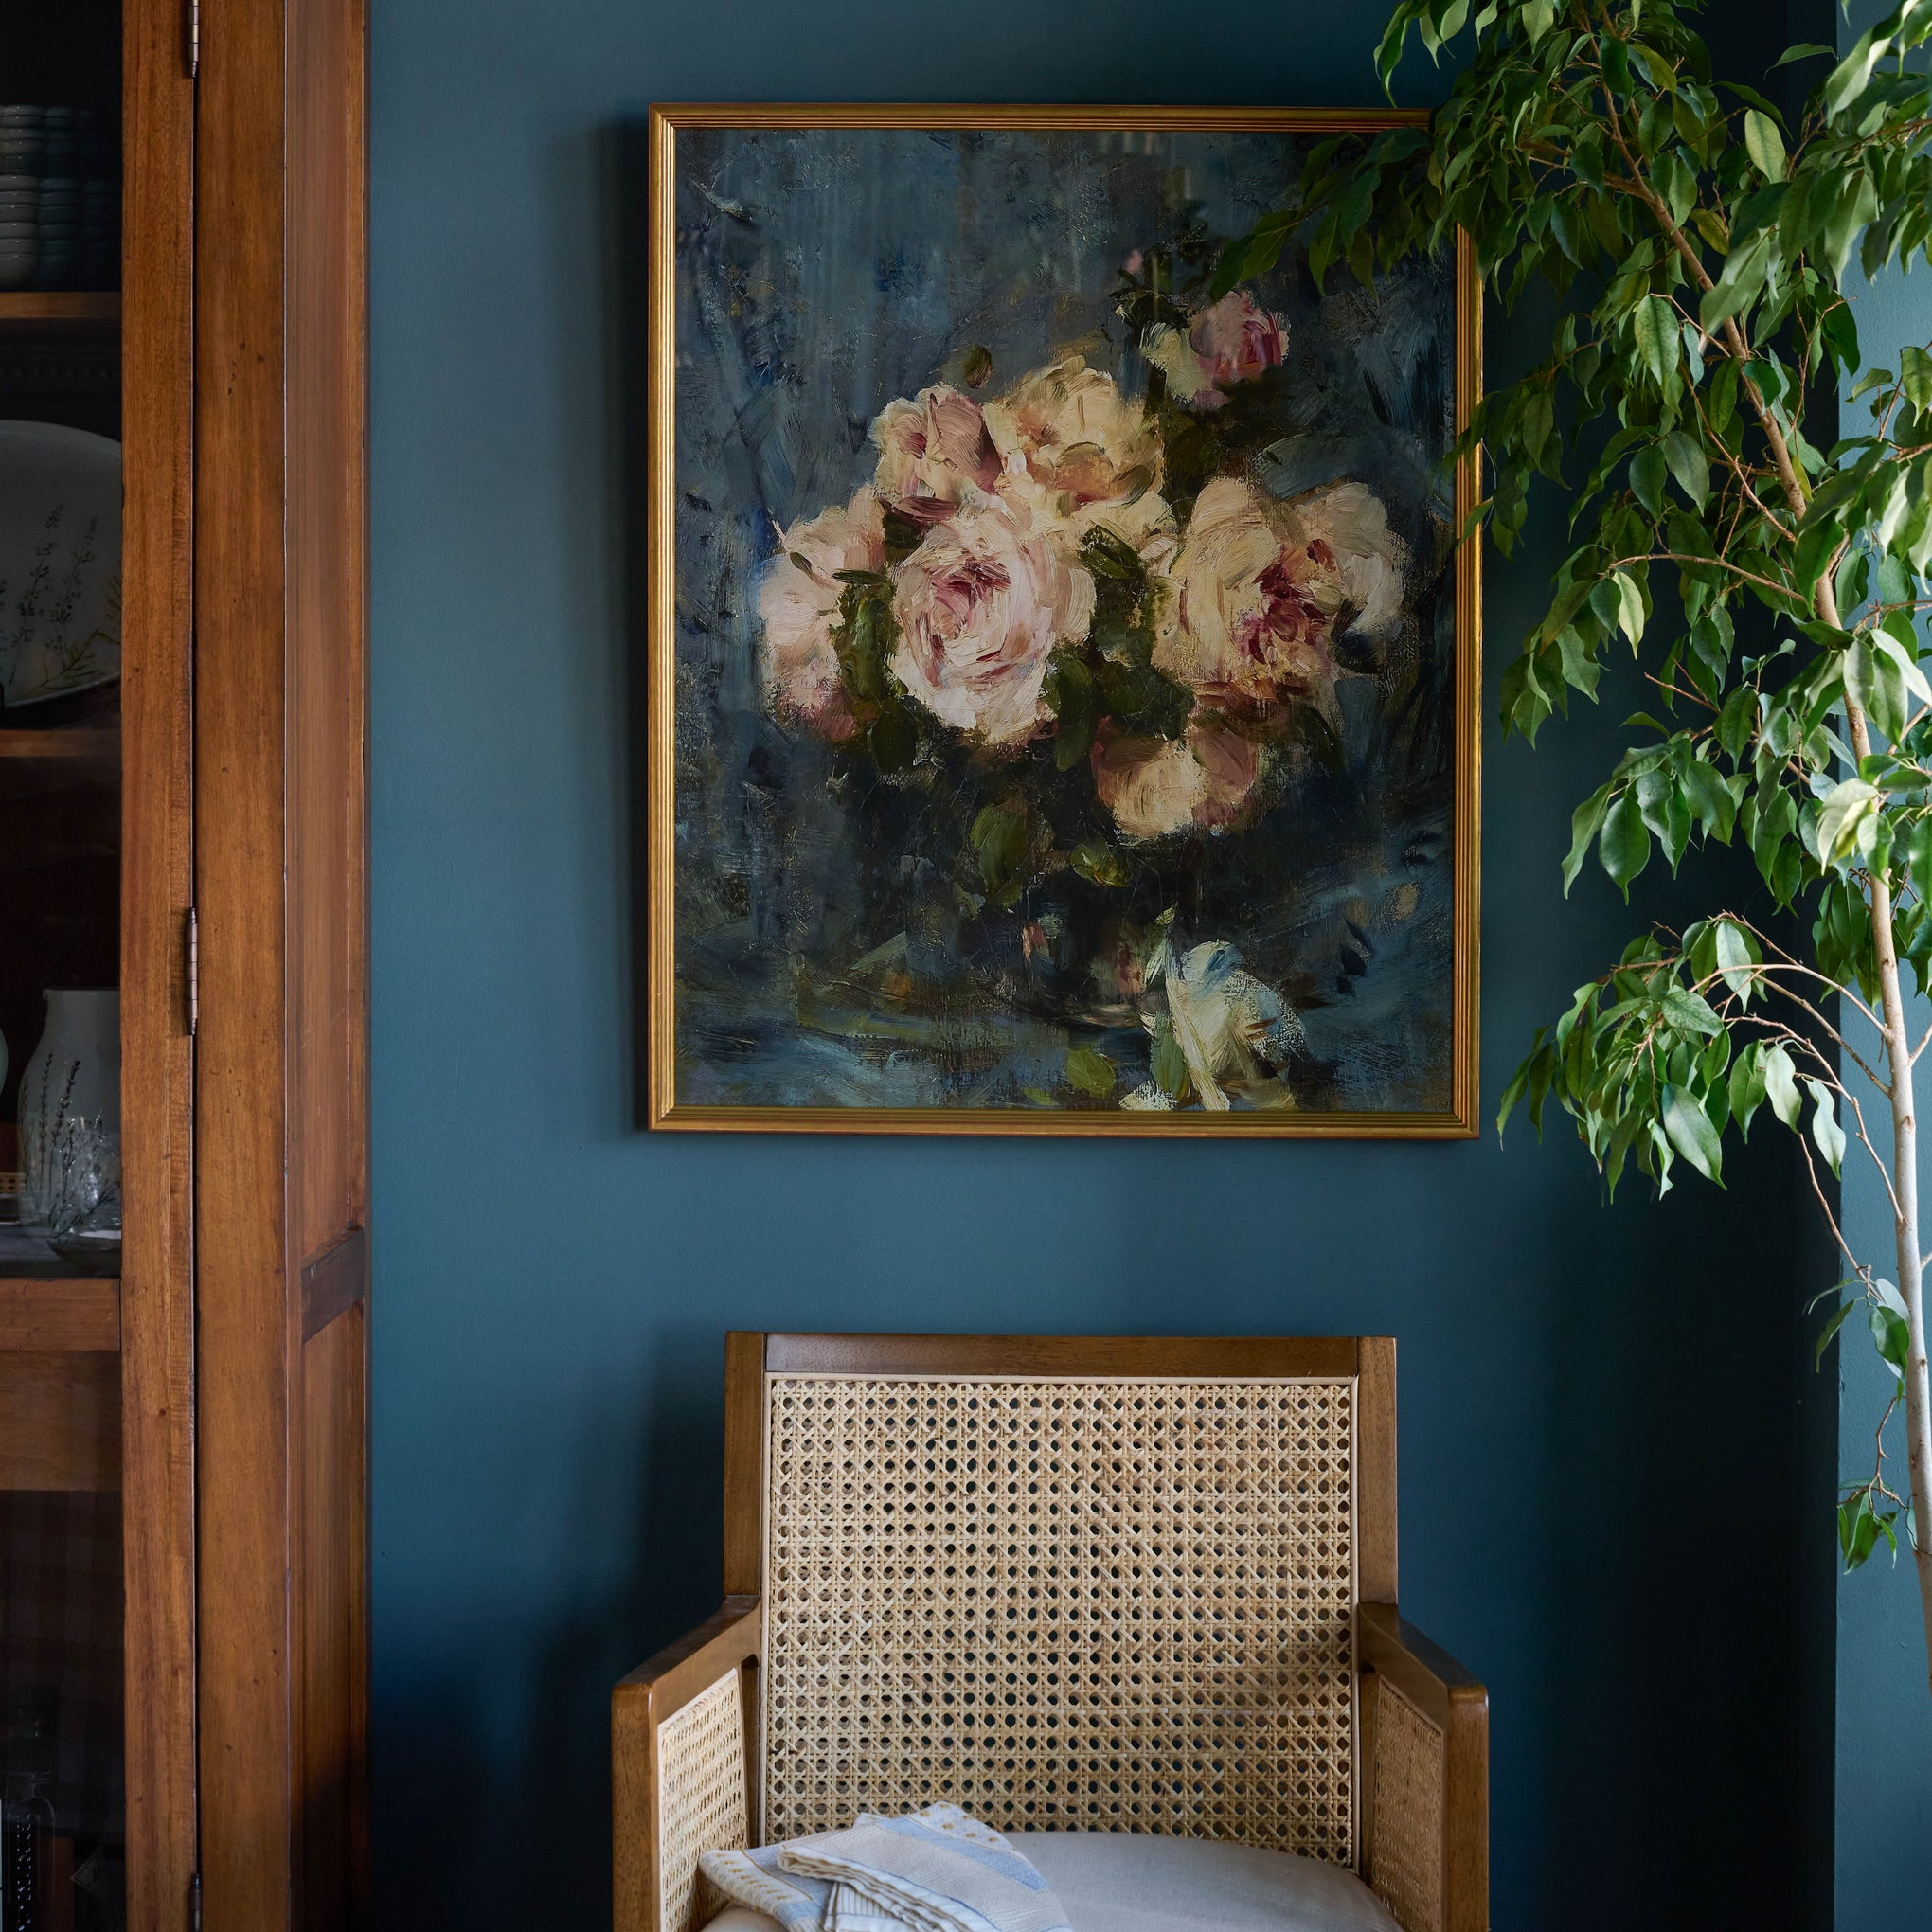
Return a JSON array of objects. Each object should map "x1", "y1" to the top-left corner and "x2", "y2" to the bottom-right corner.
[
  {"x1": 0, "y1": 728, "x2": 118, "y2": 759},
  {"x1": 0, "y1": 290, "x2": 120, "y2": 328}
]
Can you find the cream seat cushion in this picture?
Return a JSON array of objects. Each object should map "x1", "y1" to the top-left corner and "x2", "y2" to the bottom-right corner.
[{"x1": 704, "y1": 1832, "x2": 1401, "y2": 1932}]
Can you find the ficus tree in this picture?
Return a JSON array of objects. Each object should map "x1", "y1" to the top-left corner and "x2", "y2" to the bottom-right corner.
[{"x1": 1216, "y1": 0, "x2": 1932, "y2": 1686}]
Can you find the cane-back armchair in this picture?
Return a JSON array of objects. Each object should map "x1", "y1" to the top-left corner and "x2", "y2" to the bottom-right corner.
[{"x1": 613, "y1": 1334, "x2": 1487, "y2": 1932}]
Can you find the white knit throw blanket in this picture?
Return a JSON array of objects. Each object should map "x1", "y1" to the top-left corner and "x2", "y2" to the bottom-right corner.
[{"x1": 700, "y1": 1805, "x2": 1072, "y2": 1932}]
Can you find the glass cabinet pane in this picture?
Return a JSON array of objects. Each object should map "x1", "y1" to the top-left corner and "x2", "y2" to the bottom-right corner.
[{"x1": 0, "y1": 1, "x2": 125, "y2": 1927}]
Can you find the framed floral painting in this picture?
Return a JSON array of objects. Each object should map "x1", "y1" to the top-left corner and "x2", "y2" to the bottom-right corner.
[{"x1": 647, "y1": 106, "x2": 1479, "y2": 1135}]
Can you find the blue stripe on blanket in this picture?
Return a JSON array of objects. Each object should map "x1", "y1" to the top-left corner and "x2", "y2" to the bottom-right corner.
[
  {"x1": 702, "y1": 1805, "x2": 1072, "y2": 1932},
  {"x1": 872, "y1": 1816, "x2": 1053, "y2": 1893}
]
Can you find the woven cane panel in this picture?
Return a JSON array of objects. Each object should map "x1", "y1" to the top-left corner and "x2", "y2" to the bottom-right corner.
[
  {"x1": 1368, "y1": 1676, "x2": 1442, "y2": 1932},
  {"x1": 761, "y1": 1375, "x2": 1357, "y2": 1862},
  {"x1": 655, "y1": 1670, "x2": 748, "y2": 1932}
]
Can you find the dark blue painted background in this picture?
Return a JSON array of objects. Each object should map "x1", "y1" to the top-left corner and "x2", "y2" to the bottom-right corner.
[{"x1": 369, "y1": 3, "x2": 1836, "y2": 1924}]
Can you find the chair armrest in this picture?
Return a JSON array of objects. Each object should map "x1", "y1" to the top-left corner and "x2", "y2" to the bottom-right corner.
[
  {"x1": 613, "y1": 1597, "x2": 761, "y2": 1932},
  {"x1": 1359, "y1": 1602, "x2": 1488, "y2": 1932}
]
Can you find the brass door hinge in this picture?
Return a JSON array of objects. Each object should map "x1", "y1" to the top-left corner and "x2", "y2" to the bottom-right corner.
[
  {"x1": 189, "y1": 1872, "x2": 202, "y2": 1932},
  {"x1": 186, "y1": 906, "x2": 198, "y2": 1036},
  {"x1": 188, "y1": 0, "x2": 199, "y2": 79}
]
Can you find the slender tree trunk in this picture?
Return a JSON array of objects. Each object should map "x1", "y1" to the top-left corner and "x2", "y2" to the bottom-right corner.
[
  {"x1": 1863, "y1": 797, "x2": 1932, "y2": 1690},
  {"x1": 1827, "y1": 577, "x2": 1932, "y2": 1688}
]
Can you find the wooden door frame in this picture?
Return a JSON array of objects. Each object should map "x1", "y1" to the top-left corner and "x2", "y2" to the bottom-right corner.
[
  {"x1": 192, "y1": 0, "x2": 371, "y2": 1924},
  {"x1": 121, "y1": 0, "x2": 199, "y2": 1925}
]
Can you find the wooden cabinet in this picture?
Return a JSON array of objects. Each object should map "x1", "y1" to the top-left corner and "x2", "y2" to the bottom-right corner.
[{"x1": 0, "y1": 1, "x2": 368, "y2": 1927}]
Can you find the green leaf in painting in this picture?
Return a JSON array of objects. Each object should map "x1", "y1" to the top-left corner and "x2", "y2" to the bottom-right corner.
[
  {"x1": 970, "y1": 801, "x2": 1030, "y2": 905},
  {"x1": 1070, "y1": 839, "x2": 1129, "y2": 887},
  {"x1": 1065, "y1": 1046, "x2": 1117, "y2": 1098},
  {"x1": 1150, "y1": 1017, "x2": 1191, "y2": 1101}
]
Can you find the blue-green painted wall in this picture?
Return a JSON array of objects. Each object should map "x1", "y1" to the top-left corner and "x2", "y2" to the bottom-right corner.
[{"x1": 368, "y1": 3, "x2": 1834, "y2": 1924}]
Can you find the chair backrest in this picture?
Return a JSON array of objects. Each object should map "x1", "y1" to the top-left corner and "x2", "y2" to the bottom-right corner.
[{"x1": 726, "y1": 1334, "x2": 1397, "y2": 1871}]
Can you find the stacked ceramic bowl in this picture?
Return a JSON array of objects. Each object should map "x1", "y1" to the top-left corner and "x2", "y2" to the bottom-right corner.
[
  {"x1": 0, "y1": 176, "x2": 37, "y2": 291},
  {"x1": 0, "y1": 108, "x2": 116, "y2": 291}
]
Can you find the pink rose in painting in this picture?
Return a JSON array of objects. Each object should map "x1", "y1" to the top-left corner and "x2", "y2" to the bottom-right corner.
[
  {"x1": 757, "y1": 486, "x2": 886, "y2": 741},
  {"x1": 1143, "y1": 292, "x2": 1289, "y2": 410},
  {"x1": 984, "y1": 357, "x2": 1173, "y2": 562},
  {"x1": 889, "y1": 499, "x2": 1097, "y2": 748},
  {"x1": 1190, "y1": 290, "x2": 1287, "y2": 388},
  {"x1": 1154, "y1": 476, "x2": 1406, "y2": 726},
  {"x1": 1091, "y1": 715, "x2": 1262, "y2": 839},
  {"x1": 870, "y1": 384, "x2": 1002, "y2": 523}
]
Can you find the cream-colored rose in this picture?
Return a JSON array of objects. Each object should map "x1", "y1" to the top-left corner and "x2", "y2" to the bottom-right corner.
[
  {"x1": 757, "y1": 487, "x2": 885, "y2": 741},
  {"x1": 1143, "y1": 291, "x2": 1288, "y2": 411},
  {"x1": 1154, "y1": 476, "x2": 1407, "y2": 724},
  {"x1": 1091, "y1": 715, "x2": 1262, "y2": 839},
  {"x1": 985, "y1": 357, "x2": 1173, "y2": 560},
  {"x1": 870, "y1": 385, "x2": 1002, "y2": 523},
  {"x1": 889, "y1": 499, "x2": 1097, "y2": 748}
]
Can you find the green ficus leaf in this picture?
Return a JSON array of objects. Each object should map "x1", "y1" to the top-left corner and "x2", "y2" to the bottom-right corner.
[
  {"x1": 1901, "y1": 344, "x2": 1932, "y2": 413},
  {"x1": 1564, "y1": 783, "x2": 1613, "y2": 895},
  {"x1": 1661, "y1": 1082, "x2": 1724, "y2": 1182},
  {"x1": 1869, "y1": 1299, "x2": 1911, "y2": 1382},
  {"x1": 1632, "y1": 296, "x2": 1677, "y2": 387},
  {"x1": 1662, "y1": 986, "x2": 1723, "y2": 1037},
  {"x1": 1613, "y1": 570, "x2": 1646, "y2": 645},
  {"x1": 1762, "y1": 1042, "x2": 1802, "y2": 1129},
  {"x1": 1730, "y1": 1041, "x2": 1768, "y2": 1136},
  {"x1": 1743, "y1": 108, "x2": 1786, "y2": 181},
  {"x1": 1803, "y1": 1077, "x2": 1846, "y2": 1176},
  {"x1": 1701, "y1": 229, "x2": 1772, "y2": 331},
  {"x1": 1816, "y1": 778, "x2": 1881, "y2": 868},
  {"x1": 1599, "y1": 789, "x2": 1652, "y2": 894},
  {"x1": 1659, "y1": 430, "x2": 1710, "y2": 510},
  {"x1": 1629, "y1": 443, "x2": 1666, "y2": 516},
  {"x1": 1815, "y1": 1296, "x2": 1856, "y2": 1368},
  {"x1": 1715, "y1": 918, "x2": 1756, "y2": 1001}
]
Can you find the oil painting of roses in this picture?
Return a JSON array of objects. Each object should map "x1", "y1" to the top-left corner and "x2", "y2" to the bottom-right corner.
[{"x1": 650, "y1": 110, "x2": 1477, "y2": 1133}]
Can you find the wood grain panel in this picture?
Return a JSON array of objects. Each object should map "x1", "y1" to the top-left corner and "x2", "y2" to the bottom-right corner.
[
  {"x1": 722, "y1": 1333, "x2": 764, "y2": 1597},
  {"x1": 196, "y1": 0, "x2": 370, "y2": 1921},
  {"x1": 1357, "y1": 1336, "x2": 1398, "y2": 1604},
  {"x1": 300, "y1": 1305, "x2": 367, "y2": 1930},
  {"x1": 120, "y1": 0, "x2": 200, "y2": 1925},
  {"x1": 0, "y1": 1351, "x2": 120, "y2": 1488},
  {"x1": 288, "y1": 0, "x2": 367, "y2": 1263},
  {"x1": 760, "y1": 1333, "x2": 1362, "y2": 1380},
  {"x1": 288, "y1": 0, "x2": 371, "y2": 1920},
  {"x1": 0, "y1": 1278, "x2": 119, "y2": 1351},
  {"x1": 194, "y1": 0, "x2": 296, "y2": 1917}
]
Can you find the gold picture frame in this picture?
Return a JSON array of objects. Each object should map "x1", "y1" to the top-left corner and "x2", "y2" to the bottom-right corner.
[{"x1": 649, "y1": 104, "x2": 1481, "y2": 1136}]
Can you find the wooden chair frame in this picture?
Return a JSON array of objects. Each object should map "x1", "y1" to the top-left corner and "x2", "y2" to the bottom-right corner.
[{"x1": 614, "y1": 1334, "x2": 1487, "y2": 1932}]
